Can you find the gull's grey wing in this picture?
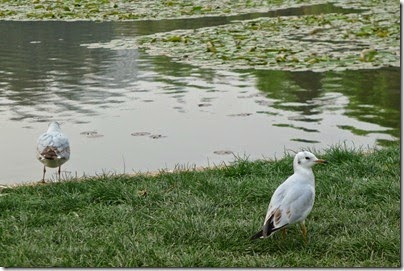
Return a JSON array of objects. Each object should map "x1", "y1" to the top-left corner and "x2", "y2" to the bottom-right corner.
[{"x1": 37, "y1": 131, "x2": 70, "y2": 160}]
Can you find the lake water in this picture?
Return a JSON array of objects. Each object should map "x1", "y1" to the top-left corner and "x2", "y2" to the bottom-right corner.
[{"x1": 0, "y1": 5, "x2": 400, "y2": 185}]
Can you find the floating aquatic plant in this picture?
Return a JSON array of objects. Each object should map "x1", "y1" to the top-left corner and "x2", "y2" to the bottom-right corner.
[
  {"x1": 0, "y1": 0, "x2": 347, "y2": 21},
  {"x1": 5, "y1": 0, "x2": 397, "y2": 72},
  {"x1": 135, "y1": 1, "x2": 398, "y2": 72}
]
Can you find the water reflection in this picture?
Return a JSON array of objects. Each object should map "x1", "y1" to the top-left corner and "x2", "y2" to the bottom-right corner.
[
  {"x1": 0, "y1": 18, "x2": 399, "y2": 185},
  {"x1": 252, "y1": 68, "x2": 400, "y2": 146},
  {"x1": 0, "y1": 21, "x2": 118, "y2": 122},
  {"x1": 329, "y1": 68, "x2": 400, "y2": 135}
]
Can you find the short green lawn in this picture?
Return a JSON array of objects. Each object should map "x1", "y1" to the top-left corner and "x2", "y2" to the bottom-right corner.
[{"x1": 0, "y1": 143, "x2": 400, "y2": 267}]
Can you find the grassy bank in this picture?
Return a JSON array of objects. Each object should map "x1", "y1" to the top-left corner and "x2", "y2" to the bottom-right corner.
[{"x1": 0, "y1": 143, "x2": 400, "y2": 267}]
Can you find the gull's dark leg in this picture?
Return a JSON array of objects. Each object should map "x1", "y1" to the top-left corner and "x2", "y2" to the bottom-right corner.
[
  {"x1": 58, "y1": 166, "x2": 61, "y2": 181},
  {"x1": 41, "y1": 166, "x2": 46, "y2": 183},
  {"x1": 282, "y1": 228, "x2": 287, "y2": 240},
  {"x1": 300, "y1": 221, "x2": 307, "y2": 243}
]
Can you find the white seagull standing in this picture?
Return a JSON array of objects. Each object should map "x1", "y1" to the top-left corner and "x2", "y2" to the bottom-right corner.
[
  {"x1": 251, "y1": 151, "x2": 327, "y2": 242},
  {"x1": 36, "y1": 121, "x2": 70, "y2": 183}
]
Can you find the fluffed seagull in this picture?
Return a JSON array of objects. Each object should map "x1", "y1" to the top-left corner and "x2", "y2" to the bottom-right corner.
[
  {"x1": 36, "y1": 121, "x2": 70, "y2": 183},
  {"x1": 250, "y1": 151, "x2": 327, "y2": 242}
]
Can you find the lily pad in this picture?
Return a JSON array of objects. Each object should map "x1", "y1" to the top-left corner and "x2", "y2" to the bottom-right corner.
[
  {"x1": 135, "y1": 0, "x2": 399, "y2": 72},
  {"x1": 213, "y1": 150, "x2": 234, "y2": 155},
  {"x1": 227, "y1": 113, "x2": 253, "y2": 117},
  {"x1": 80, "y1": 131, "x2": 104, "y2": 138},
  {"x1": 150, "y1": 134, "x2": 167, "y2": 139},
  {"x1": 131, "y1": 132, "x2": 151, "y2": 136},
  {"x1": 1, "y1": 1, "x2": 398, "y2": 72},
  {"x1": 0, "y1": 0, "x2": 351, "y2": 21}
]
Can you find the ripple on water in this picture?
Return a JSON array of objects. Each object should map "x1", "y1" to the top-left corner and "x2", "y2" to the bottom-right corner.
[
  {"x1": 273, "y1": 123, "x2": 319, "y2": 133},
  {"x1": 290, "y1": 138, "x2": 320, "y2": 144},
  {"x1": 198, "y1": 103, "x2": 212, "y2": 107}
]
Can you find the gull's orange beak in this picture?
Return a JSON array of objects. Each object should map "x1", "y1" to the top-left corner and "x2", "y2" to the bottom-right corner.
[{"x1": 315, "y1": 159, "x2": 328, "y2": 164}]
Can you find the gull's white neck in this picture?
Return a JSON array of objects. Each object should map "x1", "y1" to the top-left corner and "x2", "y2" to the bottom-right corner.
[{"x1": 293, "y1": 166, "x2": 315, "y2": 181}]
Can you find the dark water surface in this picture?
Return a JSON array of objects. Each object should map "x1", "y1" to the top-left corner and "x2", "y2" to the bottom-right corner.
[{"x1": 0, "y1": 7, "x2": 399, "y2": 185}]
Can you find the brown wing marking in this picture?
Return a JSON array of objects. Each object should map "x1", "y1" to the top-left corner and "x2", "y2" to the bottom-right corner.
[
  {"x1": 286, "y1": 208, "x2": 292, "y2": 220},
  {"x1": 41, "y1": 146, "x2": 59, "y2": 160},
  {"x1": 274, "y1": 208, "x2": 282, "y2": 225}
]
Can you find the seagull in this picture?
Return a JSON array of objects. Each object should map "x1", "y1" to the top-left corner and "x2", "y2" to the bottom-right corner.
[
  {"x1": 36, "y1": 121, "x2": 70, "y2": 183},
  {"x1": 250, "y1": 151, "x2": 327, "y2": 242}
]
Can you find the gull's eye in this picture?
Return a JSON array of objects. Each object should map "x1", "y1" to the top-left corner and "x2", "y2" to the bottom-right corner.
[{"x1": 305, "y1": 156, "x2": 310, "y2": 160}]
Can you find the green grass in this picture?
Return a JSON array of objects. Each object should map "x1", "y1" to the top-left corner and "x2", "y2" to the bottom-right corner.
[{"x1": 0, "y1": 143, "x2": 400, "y2": 267}]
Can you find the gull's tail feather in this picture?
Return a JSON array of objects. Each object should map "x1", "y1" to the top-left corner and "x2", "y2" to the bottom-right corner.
[
  {"x1": 250, "y1": 213, "x2": 275, "y2": 241},
  {"x1": 250, "y1": 213, "x2": 288, "y2": 241}
]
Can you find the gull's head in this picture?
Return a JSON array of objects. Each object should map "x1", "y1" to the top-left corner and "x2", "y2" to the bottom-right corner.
[
  {"x1": 47, "y1": 121, "x2": 62, "y2": 132},
  {"x1": 293, "y1": 151, "x2": 327, "y2": 171}
]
